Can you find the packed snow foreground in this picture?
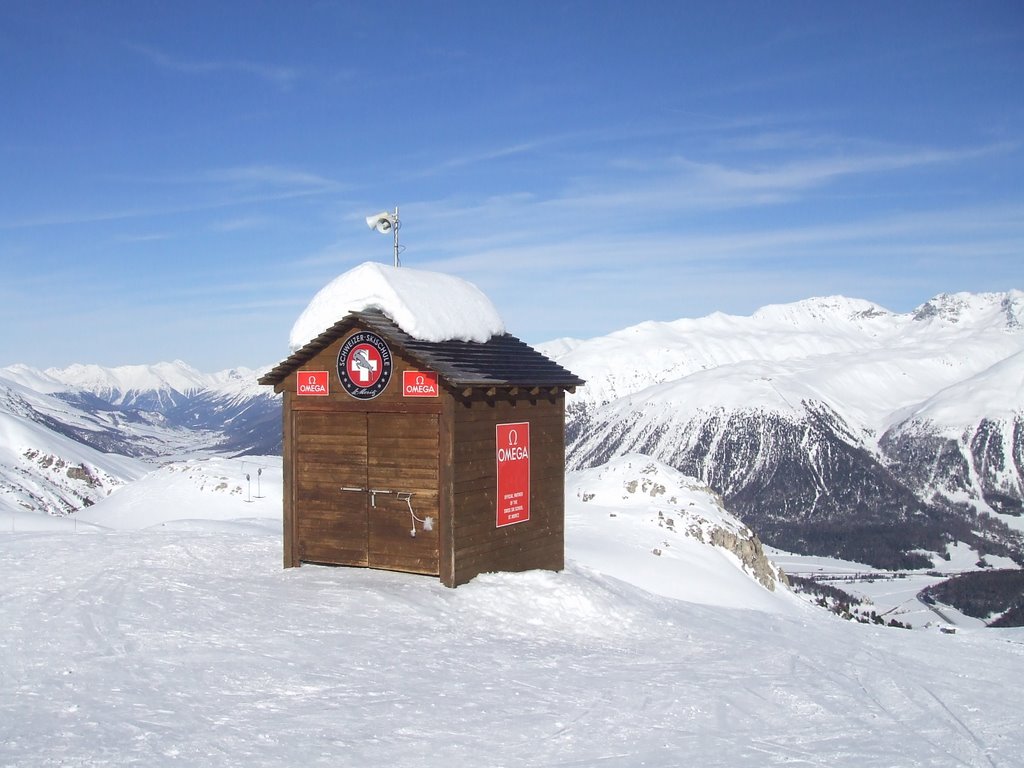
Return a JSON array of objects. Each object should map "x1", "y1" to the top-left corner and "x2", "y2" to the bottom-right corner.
[{"x1": 3, "y1": 453, "x2": 1024, "y2": 767}]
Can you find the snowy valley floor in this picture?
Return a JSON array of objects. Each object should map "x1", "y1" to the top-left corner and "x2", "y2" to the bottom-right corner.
[{"x1": 3, "y1": 525, "x2": 1023, "y2": 767}]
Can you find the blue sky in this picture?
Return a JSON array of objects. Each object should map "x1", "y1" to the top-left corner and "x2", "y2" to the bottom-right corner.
[{"x1": 2, "y1": 1, "x2": 1022, "y2": 370}]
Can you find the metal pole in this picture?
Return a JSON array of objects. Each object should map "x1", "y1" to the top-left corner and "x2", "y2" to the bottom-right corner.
[{"x1": 393, "y1": 205, "x2": 400, "y2": 267}]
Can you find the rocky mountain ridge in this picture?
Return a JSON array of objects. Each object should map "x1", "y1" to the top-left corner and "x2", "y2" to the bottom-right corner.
[{"x1": 545, "y1": 290, "x2": 1024, "y2": 569}]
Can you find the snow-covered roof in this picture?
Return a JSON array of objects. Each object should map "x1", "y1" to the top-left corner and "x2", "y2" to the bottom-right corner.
[
  {"x1": 288, "y1": 261, "x2": 505, "y2": 352},
  {"x1": 261, "y1": 309, "x2": 584, "y2": 391}
]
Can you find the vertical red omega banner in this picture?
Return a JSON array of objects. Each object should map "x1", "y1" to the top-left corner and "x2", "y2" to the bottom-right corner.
[{"x1": 496, "y1": 422, "x2": 530, "y2": 527}]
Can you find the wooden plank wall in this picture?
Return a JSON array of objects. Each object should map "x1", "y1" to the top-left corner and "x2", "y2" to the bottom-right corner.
[
  {"x1": 448, "y1": 392, "x2": 566, "y2": 586},
  {"x1": 282, "y1": 390, "x2": 297, "y2": 567}
]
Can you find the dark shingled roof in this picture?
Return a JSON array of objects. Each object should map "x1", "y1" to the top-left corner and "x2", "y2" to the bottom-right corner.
[{"x1": 258, "y1": 309, "x2": 585, "y2": 390}]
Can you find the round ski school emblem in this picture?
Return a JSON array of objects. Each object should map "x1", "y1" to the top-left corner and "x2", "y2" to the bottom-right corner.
[{"x1": 337, "y1": 331, "x2": 393, "y2": 400}]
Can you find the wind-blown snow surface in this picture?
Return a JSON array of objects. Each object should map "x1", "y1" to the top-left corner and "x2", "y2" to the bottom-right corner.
[
  {"x1": 288, "y1": 261, "x2": 506, "y2": 352},
  {"x1": 3, "y1": 457, "x2": 1024, "y2": 766}
]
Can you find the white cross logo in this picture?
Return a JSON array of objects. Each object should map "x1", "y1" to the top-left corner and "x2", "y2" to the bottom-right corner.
[{"x1": 350, "y1": 349, "x2": 378, "y2": 383}]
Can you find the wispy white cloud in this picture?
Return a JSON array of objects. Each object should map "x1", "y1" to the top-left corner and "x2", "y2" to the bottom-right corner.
[
  {"x1": 285, "y1": 136, "x2": 1021, "y2": 309},
  {"x1": 113, "y1": 232, "x2": 172, "y2": 243},
  {"x1": 128, "y1": 44, "x2": 299, "y2": 89},
  {"x1": 673, "y1": 143, "x2": 1015, "y2": 194},
  {"x1": 411, "y1": 140, "x2": 555, "y2": 177},
  {"x1": 191, "y1": 165, "x2": 339, "y2": 189},
  {"x1": 146, "y1": 164, "x2": 341, "y2": 192},
  {"x1": 543, "y1": 142, "x2": 1017, "y2": 218},
  {"x1": 0, "y1": 164, "x2": 340, "y2": 230},
  {"x1": 209, "y1": 216, "x2": 272, "y2": 233},
  {"x1": 414, "y1": 198, "x2": 1024, "y2": 268}
]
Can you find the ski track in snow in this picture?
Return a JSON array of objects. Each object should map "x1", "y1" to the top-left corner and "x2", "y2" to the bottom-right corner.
[{"x1": 2, "y1": 530, "x2": 1022, "y2": 767}]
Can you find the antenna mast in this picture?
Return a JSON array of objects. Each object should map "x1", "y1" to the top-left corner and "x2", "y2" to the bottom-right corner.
[{"x1": 392, "y1": 205, "x2": 401, "y2": 267}]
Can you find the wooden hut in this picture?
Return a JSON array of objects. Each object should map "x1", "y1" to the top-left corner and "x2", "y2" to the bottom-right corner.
[{"x1": 259, "y1": 308, "x2": 584, "y2": 587}]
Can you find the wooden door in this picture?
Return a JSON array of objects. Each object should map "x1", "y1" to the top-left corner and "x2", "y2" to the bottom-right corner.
[
  {"x1": 293, "y1": 410, "x2": 439, "y2": 575},
  {"x1": 294, "y1": 410, "x2": 369, "y2": 567},
  {"x1": 367, "y1": 412, "x2": 440, "y2": 575}
]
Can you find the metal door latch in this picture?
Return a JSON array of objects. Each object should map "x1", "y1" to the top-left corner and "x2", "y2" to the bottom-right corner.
[{"x1": 339, "y1": 486, "x2": 433, "y2": 537}]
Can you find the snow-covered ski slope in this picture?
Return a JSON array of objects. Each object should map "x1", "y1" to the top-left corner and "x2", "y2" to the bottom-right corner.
[{"x1": 2, "y1": 457, "x2": 1023, "y2": 767}]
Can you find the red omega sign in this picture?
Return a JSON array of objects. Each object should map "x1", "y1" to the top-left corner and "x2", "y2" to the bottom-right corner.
[
  {"x1": 496, "y1": 422, "x2": 530, "y2": 527},
  {"x1": 296, "y1": 371, "x2": 329, "y2": 396},
  {"x1": 403, "y1": 370, "x2": 439, "y2": 397}
]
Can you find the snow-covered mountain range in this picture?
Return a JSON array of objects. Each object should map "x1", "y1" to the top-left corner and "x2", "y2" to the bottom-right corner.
[
  {"x1": 0, "y1": 362, "x2": 280, "y2": 518},
  {"x1": 3, "y1": 290, "x2": 1023, "y2": 573},
  {"x1": 542, "y1": 290, "x2": 1024, "y2": 569}
]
